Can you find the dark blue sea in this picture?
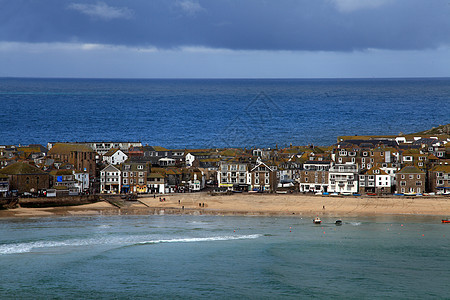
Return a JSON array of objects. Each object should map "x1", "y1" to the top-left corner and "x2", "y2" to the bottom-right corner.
[
  {"x1": 0, "y1": 78, "x2": 449, "y2": 148},
  {"x1": 1, "y1": 215, "x2": 449, "y2": 299}
]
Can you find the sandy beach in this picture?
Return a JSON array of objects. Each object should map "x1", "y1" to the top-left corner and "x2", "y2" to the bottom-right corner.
[{"x1": 1, "y1": 193, "x2": 449, "y2": 218}]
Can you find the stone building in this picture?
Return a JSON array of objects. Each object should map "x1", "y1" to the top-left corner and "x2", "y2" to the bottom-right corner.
[
  {"x1": 0, "y1": 162, "x2": 49, "y2": 194},
  {"x1": 395, "y1": 166, "x2": 426, "y2": 194}
]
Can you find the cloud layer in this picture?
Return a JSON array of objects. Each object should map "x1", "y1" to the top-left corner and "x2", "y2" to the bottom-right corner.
[
  {"x1": 1, "y1": 0, "x2": 449, "y2": 52},
  {"x1": 68, "y1": 2, "x2": 134, "y2": 20}
]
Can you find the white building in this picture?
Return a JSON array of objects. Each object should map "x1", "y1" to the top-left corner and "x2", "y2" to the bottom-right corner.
[
  {"x1": 73, "y1": 170, "x2": 89, "y2": 193},
  {"x1": 100, "y1": 165, "x2": 121, "y2": 194},
  {"x1": 102, "y1": 149, "x2": 128, "y2": 165},
  {"x1": 218, "y1": 161, "x2": 249, "y2": 191},
  {"x1": 328, "y1": 163, "x2": 359, "y2": 194}
]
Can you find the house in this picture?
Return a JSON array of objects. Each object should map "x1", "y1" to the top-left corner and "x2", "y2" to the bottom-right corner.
[
  {"x1": 147, "y1": 172, "x2": 165, "y2": 194},
  {"x1": 0, "y1": 174, "x2": 9, "y2": 197},
  {"x1": 50, "y1": 169, "x2": 76, "y2": 190},
  {"x1": 102, "y1": 148, "x2": 128, "y2": 165},
  {"x1": 298, "y1": 161, "x2": 331, "y2": 193},
  {"x1": 121, "y1": 162, "x2": 149, "y2": 193},
  {"x1": 395, "y1": 166, "x2": 426, "y2": 194},
  {"x1": 0, "y1": 162, "x2": 50, "y2": 195},
  {"x1": 428, "y1": 165, "x2": 450, "y2": 194},
  {"x1": 359, "y1": 167, "x2": 391, "y2": 195},
  {"x1": 249, "y1": 159, "x2": 278, "y2": 192},
  {"x1": 100, "y1": 165, "x2": 121, "y2": 194},
  {"x1": 218, "y1": 160, "x2": 250, "y2": 191},
  {"x1": 73, "y1": 170, "x2": 90, "y2": 193},
  {"x1": 328, "y1": 163, "x2": 359, "y2": 194}
]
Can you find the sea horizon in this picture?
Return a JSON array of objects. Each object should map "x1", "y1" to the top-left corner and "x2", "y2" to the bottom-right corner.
[{"x1": 1, "y1": 77, "x2": 449, "y2": 148}]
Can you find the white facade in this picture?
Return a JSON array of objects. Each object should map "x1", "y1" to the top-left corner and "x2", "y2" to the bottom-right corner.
[
  {"x1": 185, "y1": 153, "x2": 195, "y2": 167},
  {"x1": 73, "y1": 171, "x2": 89, "y2": 192},
  {"x1": 102, "y1": 149, "x2": 128, "y2": 165},
  {"x1": 328, "y1": 163, "x2": 359, "y2": 194},
  {"x1": 218, "y1": 161, "x2": 249, "y2": 190},
  {"x1": 100, "y1": 165, "x2": 122, "y2": 194}
]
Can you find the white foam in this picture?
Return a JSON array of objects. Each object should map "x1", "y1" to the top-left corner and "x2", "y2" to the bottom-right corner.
[
  {"x1": 137, "y1": 234, "x2": 262, "y2": 245},
  {"x1": 0, "y1": 234, "x2": 262, "y2": 255},
  {"x1": 350, "y1": 222, "x2": 361, "y2": 226}
]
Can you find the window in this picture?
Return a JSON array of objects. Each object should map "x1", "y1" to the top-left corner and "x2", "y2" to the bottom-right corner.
[
  {"x1": 401, "y1": 174, "x2": 405, "y2": 179},
  {"x1": 305, "y1": 178, "x2": 308, "y2": 182},
  {"x1": 255, "y1": 178, "x2": 259, "y2": 184},
  {"x1": 123, "y1": 179, "x2": 128, "y2": 184},
  {"x1": 362, "y1": 158, "x2": 366, "y2": 163},
  {"x1": 400, "y1": 181, "x2": 406, "y2": 186},
  {"x1": 138, "y1": 165, "x2": 143, "y2": 170},
  {"x1": 401, "y1": 188, "x2": 405, "y2": 193},
  {"x1": 417, "y1": 175, "x2": 420, "y2": 179},
  {"x1": 409, "y1": 175, "x2": 413, "y2": 179},
  {"x1": 416, "y1": 181, "x2": 422, "y2": 186}
]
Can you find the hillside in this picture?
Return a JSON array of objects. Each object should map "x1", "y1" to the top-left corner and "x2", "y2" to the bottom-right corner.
[{"x1": 412, "y1": 124, "x2": 450, "y2": 135}]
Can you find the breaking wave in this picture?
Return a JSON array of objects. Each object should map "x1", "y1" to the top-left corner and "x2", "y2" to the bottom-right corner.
[
  {"x1": 0, "y1": 234, "x2": 262, "y2": 255},
  {"x1": 136, "y1": 234, "x2": 262, "y2": 245}
]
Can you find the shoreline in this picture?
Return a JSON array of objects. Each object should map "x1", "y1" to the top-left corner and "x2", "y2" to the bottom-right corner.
[{"x1": 1, "y1": 193, "x2": 449, "y2": 219}]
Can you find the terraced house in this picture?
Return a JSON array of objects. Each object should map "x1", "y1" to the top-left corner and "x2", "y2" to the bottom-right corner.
[
  {"x1": 100, "y1": 165, "x2": 121, "y2": 194},
  {"x1": 395, "y1": 166, "x2": 426, "y2": 194},
  {"x1": 428, "y1": 165, "x2": 450, "y2": 194},
  {"x1": 121, "y1": 162, "x2": 149, "y2": 193},
  {"x1": 298, "y1": 161, "x2": 331, "y2": 193},
  {"x1": 328, "y1": 163, "x2": 359, "y2": 194},
  {"x1": 218, "y1": 160, "x2": 249, "y2": 191}
]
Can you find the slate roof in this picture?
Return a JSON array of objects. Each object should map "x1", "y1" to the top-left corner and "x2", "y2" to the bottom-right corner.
[
  {"x1": 48, "y1": 143, "x2": 95, "y2": 155},
  {"x1": 397, "y1": 166, "x2": 425, "y2": 174},
  {"x1": 0, "y1": 162, "x2": 47, "y2": 175}
]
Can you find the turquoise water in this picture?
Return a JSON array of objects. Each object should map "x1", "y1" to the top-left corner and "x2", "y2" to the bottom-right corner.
[{"x1": 0, "y1": 215, "x2": 449, "y2": 299}]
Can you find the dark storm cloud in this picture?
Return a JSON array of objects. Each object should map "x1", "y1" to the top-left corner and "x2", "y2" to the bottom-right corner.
[{"x1": 1, "y1": 0, "x2": 449, "y2": 51}]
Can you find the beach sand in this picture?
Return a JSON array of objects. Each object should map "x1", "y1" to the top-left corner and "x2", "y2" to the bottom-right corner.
[{"x1": 1, "y1": 193, "x2": 449, "y2": 218}]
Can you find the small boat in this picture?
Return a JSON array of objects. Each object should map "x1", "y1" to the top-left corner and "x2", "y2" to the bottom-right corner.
[
  {"x1": 335, "y1": 220, "x2": 343, "y2": 226},
  {"x1": 276, "y1": 190, "x2": 288, "y2": 194},
  {"x1": 442, "y1": 218, "x2": 450, "y2": 224},
  {"x1": 313, "y1": 217, "x2": 321, "y2": 224},
  {"x1": 367, "y1": 193, "x2": 377, "y2": 196}
]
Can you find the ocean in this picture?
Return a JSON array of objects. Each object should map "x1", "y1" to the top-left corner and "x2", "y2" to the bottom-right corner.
[
  {"x1": 0, "y1": 215, "x2": 449, "y2": 299},
  {"x1": 0, "y1": 78, "x2": 449, "y2": 148}
]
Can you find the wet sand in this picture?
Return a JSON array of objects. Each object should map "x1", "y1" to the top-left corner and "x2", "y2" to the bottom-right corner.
[{"x1": 1, "y1": 193, "x2": 449, "y2": 218}]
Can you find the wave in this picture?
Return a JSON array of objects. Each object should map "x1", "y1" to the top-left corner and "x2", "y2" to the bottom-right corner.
[
  {"x1": 136, "y1": 234, "x2": 262, "y2": 245},
  {"x1": 0, "y1": 234, "x2": 262, "y2": 255},
  {"x1": 350, "y1": 222, "x2": 362, "y2": 226}
]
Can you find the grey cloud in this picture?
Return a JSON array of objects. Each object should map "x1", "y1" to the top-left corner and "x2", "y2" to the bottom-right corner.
[
  {"x1": 0, "y1": 0, "x2": 449, "y2": 51},
  {"x1": 68, "y1": 1, "x2": 133, "y2": 20}
]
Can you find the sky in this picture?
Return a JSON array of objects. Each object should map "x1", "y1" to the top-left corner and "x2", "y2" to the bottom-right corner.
[{"x1": 1, "y1": 0, "x2": 450, "y2": 78}]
